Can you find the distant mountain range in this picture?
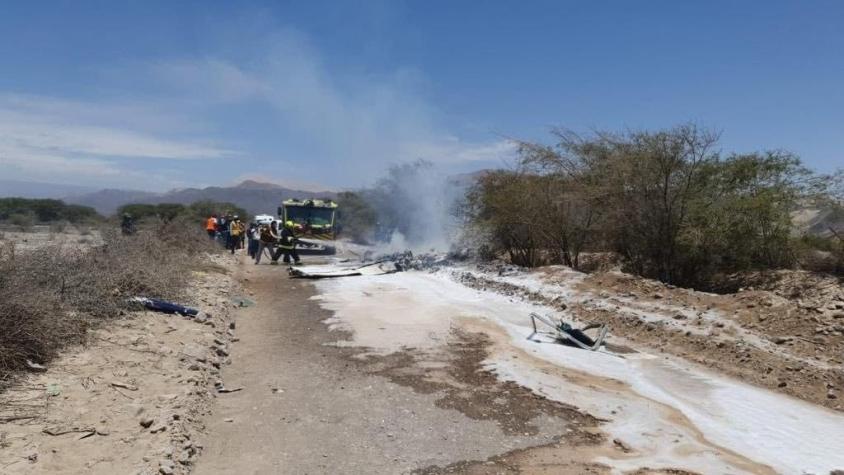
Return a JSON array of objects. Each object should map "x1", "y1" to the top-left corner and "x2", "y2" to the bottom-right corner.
[
  {"x1": 0, "y1": 179, "x2": 336, "y2": 216},
  {"x1": 0, "y1": 180, "x2": 98, "y2": 199}
]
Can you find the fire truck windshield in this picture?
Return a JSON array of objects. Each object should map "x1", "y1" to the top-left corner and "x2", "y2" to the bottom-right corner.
[{"x1": 285, "y1": 206, "x2": 334, "y2": 226}]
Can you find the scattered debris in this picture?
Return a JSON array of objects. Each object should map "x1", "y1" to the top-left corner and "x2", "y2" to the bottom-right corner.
[
  {"x1": 25, "y1": 359, "x2": 47, "y2": 372},
  {"x1": 110, "y1": 381, "x2": 138, "y2": 391},
  {"x1": 42, "y1": 426, "x2": 97, "y2": 437},
  {"x1": 216, "y1": 386, "x2": 243, "y2": 394},
  {"x1": 214, "y1": 380, "x2": 243, "y2": 393},
  {"x1": 527, "y1": 312, "x2": 610, "y2": 351},
  {"x1": 129, "y1": 297, "x2": 199, "y2": 316},
  {"x1": 289, "y1": 261, "x2": 400, "y2": 279}
]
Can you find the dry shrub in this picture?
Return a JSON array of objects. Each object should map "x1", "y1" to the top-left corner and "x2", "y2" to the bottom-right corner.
[
  {"x1": 0, "y1": 244, "x2": 88, "y2": 379},
  {"x1": 0, "y1": 221, "x2": 219, "y2": 381}
]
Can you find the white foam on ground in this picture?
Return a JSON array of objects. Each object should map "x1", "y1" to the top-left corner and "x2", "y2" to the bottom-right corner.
[
  {"x1": 467, "y1": 267, "x2": 836, "y2": 372},
  {"x1": 313, "y1": 271, "x2": 844, "y2": 474}
]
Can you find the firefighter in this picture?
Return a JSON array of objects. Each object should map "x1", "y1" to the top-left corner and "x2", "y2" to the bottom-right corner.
[{"x1": 271, "y1": 220, "x2": 301, "y2": 265}]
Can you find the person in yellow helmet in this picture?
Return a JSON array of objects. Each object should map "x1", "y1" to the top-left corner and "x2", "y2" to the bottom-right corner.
[{"x1": 271, "y1": 220, "x2": 301, "y2": 265}]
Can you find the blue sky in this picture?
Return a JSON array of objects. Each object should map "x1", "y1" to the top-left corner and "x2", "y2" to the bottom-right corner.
[{"x1": 0, "y1": 1, "x2": 842, "y2": 191}]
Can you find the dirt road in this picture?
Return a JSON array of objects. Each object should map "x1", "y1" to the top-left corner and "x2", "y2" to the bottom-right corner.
[
  {"x1": 198, "y1": 256, "x2": 844, "y2": 474},
  {"x1": 197, "y1": 259, "x2": 609, "y2": 474},
  {"x1": 3, "y1": 249, "x2": 841, "y2": 474}
]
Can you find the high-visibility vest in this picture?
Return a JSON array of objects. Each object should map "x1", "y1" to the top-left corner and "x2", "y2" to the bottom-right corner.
[{"x1": 205, "y1": 217, "x2": 217, "y2": 231}]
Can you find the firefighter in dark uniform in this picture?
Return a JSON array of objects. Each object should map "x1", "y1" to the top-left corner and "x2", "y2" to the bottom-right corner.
[{"x1": 272, "y1": 220, "x2": 301, "y2": 265}]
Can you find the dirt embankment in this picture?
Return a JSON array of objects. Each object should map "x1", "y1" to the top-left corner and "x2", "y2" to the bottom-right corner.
[
  {"x1": 454, "y1": 266, "x2": 844, "y2": 411},
  {"x1": 0, "y1": 254, "x2": 243, "y2": 475}
]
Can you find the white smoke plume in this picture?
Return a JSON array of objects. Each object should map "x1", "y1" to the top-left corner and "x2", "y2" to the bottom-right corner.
[{"x1": 366, "y1": 160, "x2": 466, "y2": 253}]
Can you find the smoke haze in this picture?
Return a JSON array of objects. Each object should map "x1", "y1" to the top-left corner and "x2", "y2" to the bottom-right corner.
[{"x1": 367, "y1": 161, "x2": 467, "y2": 252}]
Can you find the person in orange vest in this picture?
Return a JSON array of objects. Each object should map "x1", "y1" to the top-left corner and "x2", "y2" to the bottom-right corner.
[{"x1": 205, "y1": 214, "x2": 218, "y2": 240}]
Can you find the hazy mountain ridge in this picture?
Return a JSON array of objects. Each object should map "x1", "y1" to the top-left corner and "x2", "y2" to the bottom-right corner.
[
  {"x1": 0, "y1": 180, "x2": 336, "y2": 215},
  {"x1": 0, "y1": 180, "x2": 98, "y2": 199}
]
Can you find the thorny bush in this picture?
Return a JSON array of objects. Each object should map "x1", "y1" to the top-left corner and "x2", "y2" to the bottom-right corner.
[
  {"x1": 0, "y1": 221, "x2": 218, "y2": 382},
  {"x1": 466, "y1": 124, "x2": 838, "y2": 287}
]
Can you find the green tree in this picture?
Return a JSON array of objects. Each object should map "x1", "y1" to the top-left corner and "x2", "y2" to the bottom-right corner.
[
  {"x1": 0, "y1": 198, "x2": 100, "y2": 224},
  {"x1": 186, "y1": 201, "x2": 249, "y2": 222},
  {"x1": 467, "y1": 124, "x2": 820, "y2": 287}
]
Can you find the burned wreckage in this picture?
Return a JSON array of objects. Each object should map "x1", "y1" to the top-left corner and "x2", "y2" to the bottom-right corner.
[
  {"x1": 287, "y1": 250, "x2": 612, "y2": 353},
  {"x1": 527, "y1": 312, "x2": 609, "y2": 351}
]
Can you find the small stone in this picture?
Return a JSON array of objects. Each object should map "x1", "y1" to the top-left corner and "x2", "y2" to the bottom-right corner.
[
  {"x1": 159, "y1": 460, "x2": 175, "y2": 475},
  {"x1": 150, "y1": 424, "x2": 167, "y2": 434},
  {"x1": 229, "y1": 321, "x2": 236, "y2": 330},
  {"x1": 773, "y1": 336, "x2": 791, "y2": 345},
  {"x1": 829, "y1": 390, "x2": 838, "y2": 400},
  {"x1": 612, "y1": 438, "x2": 632, "y2": 453},
  {"x1": 178, "y1": 450, "x2": 192, "y2": 464},
  {"x1": 140, "y1": 417, "x2": 154, "y2": 428}
]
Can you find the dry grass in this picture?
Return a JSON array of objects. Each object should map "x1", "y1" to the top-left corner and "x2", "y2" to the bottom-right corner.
[{"x1": 0, "y1": 219, "x2": 218, "y2": 383}]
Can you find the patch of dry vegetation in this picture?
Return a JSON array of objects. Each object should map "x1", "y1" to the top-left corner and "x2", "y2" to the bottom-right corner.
[
  {"x1": 465, "y1": 124, "x2": 840, "y2": 288},
  {"x1": 0, "y1": 218, "x2": 217, "y2": 383}
]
